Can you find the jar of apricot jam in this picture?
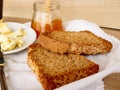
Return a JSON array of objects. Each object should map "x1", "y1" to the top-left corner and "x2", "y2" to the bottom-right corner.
[{"x1": 31, "y1": 0, "x2": 64, "y2": 38}]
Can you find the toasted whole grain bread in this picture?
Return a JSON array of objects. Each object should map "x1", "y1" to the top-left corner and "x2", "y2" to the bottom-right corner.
[
  {"x1": 28, "y1": 43, "x2": 99, "y2": 90},
  {"x1": 37, "y1": 31, "x2": 112, "y2": 55}
]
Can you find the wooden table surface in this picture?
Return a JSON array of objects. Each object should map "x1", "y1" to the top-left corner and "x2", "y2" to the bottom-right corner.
[{"x1": 3, "y1": 16, "x2": 120, "y2": 90}]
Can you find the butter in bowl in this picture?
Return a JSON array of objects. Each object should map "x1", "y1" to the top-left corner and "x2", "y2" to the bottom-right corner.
[{"x1": 0, "y1": 22, "x2": 36, "y2": 54}]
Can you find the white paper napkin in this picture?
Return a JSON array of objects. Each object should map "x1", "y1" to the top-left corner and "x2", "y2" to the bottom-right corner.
[
  {"x1": 4, "y1": 50, "x2": 42, "y2": 90},
  {"x1": 3, "y1": 20, "x2": 120, "y2": 90}
]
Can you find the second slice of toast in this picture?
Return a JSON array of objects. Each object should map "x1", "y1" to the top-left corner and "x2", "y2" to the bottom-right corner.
[{"x1": 37, "y1": 31, "x2": 112, "y2": 55}]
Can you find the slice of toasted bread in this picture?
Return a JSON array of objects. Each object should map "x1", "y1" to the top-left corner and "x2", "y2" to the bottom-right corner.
[
  {"x1": 28, "y1": 43, "x2": 99, "y2": 90},
  {"x1": 37, "y1": 31, "x2": 112, "y2": 55}
]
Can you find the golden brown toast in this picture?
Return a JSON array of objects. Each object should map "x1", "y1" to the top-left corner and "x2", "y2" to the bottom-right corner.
[
  {"x1": 37, "y1": 31, "x2": 112, "y2": 55},
  {"x1": 28, "y1": 43, "x2": 99, "y2": 90}
]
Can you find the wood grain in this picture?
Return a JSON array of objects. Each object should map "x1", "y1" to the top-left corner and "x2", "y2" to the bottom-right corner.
[
  {"x1": 103, "y1": 73, "x2": 120, "y2": 90},
  {"x1": 3, "y1": 0, "x2": 120, "y2": 29}
]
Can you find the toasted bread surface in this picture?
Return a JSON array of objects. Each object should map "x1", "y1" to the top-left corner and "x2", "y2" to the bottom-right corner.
[
  {"x1": 37, "y1": 31, "x2": 112, "y2": 54},
  {"x1": 28, "y1": 43, "x2": 99, "y2": 90}
]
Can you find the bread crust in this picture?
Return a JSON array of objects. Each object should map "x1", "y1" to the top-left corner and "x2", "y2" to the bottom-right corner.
[
  {"x1": 28, "y1": 43, "x2": 99, "y2": 90},
  {"x1": 37, "y1": 33, "x2": 70, "y2": 54},
  {"x1": 37, "y1": 31, "x2": 112, "y2": 55}
]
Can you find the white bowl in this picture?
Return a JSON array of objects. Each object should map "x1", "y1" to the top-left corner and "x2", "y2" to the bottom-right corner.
[{"x1": 3, "y1": 22, "x2": 36, "y2": 54}]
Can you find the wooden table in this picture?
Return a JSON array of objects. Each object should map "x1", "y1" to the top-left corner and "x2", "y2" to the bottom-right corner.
[{"x1": 3, "y1": 17, "x2": 120, "y2": 90}]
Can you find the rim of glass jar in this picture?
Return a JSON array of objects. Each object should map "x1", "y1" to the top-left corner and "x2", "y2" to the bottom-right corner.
[{"x1": 33, "y1": 0, "x2": 60, "y2": 11}]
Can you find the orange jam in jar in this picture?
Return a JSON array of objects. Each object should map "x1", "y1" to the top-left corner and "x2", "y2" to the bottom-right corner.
[
  {"x1": 52, "y1": 19, "x2": 63, "y2": 31},
  {"x1": 31, "y1": 0, "x2": 64, "y2": 38}
]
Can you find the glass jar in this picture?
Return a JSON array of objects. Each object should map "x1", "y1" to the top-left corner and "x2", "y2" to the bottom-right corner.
[{"x1": 31, "y1": 0, "x2": 64, "y2": 38}]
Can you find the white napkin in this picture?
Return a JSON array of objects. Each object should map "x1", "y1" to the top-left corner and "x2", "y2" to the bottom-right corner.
[
  {"x1": 3, "y1": 20, "x2": 120, "y2": 90},
  {"x1": 4, "y1": 50, "x2": 42, "y2": 90}
]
